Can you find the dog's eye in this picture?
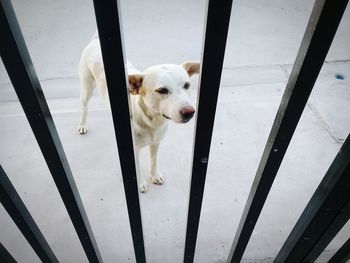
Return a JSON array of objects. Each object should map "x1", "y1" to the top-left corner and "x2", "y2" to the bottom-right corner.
[
  {"x1": 183, "y1": 82, "x2": 190, "y2": 89},
  {"x1": 156, "y1": 88, "x2": 169, "y2": 95}
]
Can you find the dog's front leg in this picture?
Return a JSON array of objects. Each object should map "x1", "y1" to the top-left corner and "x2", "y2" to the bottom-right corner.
[
  {"x1": 150, "y1": 143, "x2": 165, "y2": 185},
  {"x1": 134, "y1": 148, "x2": 149, "y2": 193}
]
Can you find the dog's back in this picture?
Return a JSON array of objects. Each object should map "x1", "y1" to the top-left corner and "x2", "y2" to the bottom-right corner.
[{"x1": 82, "y1": 32, "x2": 139, "y2": 76}]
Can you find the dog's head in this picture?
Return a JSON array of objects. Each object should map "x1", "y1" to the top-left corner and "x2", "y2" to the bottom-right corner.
[{"x1": 128, "y1": 61, "x2": 200, "y2": 123}]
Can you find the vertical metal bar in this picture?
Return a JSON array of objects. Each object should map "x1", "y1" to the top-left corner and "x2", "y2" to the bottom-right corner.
[
  {"x1": 0, "y1": 1, "x2": 103, "y2": 262},
  {"x1": 226, "y1": 0, "x2": 349, "y2": 262},
  {"x1": 183, "y1": 0, "x2": 233, "y2": 262},
  {"x1": 328, "y1": 238, "x2": 350, "y2": 263},
  {"x1": 91, "y1": 1, "x2": 146, "y2": 262},
  {"x1": 0, "y1": 242, "x2": 17, "y2": 263},
  {"x1": 274, "y1": 134, "x2": 350, "y2": 262},
  {"x1": 0, "y1": 165, "x2": 59, "y2": 263}
]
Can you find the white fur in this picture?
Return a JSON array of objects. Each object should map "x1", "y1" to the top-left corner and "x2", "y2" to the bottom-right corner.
[{"x1": 78, "y1": 34, "x2": 199, "y2": 192}]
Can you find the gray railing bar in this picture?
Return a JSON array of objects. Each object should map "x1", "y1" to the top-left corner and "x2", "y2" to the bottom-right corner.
[
  {"x1": 274, "y1": 134, "x2": 350, "y2": 262},
  {"x1": 328, "y1": 237, "x2": 350, "y2": 263},
  {"x1": 0, "y1": 0, "x2": 103, "y2": 262},
  {"x1": 0, "y1": 165, "x2": 59, "y2": 262},
  {"x1": 91, "y1": 0, "x2": 146, "y2": 262},
  {"x1": 0, "y1": 242, "x2": 17, "y2": 263},
  {"x1": 226, "y1": 0, "x2": 349, "y2": 262},
  {"x1": 183, "y1": 0, "x2": 233, "y2": 262}
]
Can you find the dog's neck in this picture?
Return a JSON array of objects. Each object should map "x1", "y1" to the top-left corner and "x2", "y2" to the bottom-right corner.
[{"x1": 133, "y1": 96, "x2": 167, "y2": 128}]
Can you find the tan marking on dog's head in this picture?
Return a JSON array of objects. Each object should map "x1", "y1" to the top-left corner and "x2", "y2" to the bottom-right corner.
[
  {"x1": 128, "y1": 74, "x2": 143, "y2": 95},
  {"x1": 181, "y1": 61, "x2": 200, "y2": 77}
]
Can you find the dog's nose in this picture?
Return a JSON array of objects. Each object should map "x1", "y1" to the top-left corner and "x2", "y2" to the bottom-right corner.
[{"x1": 180, "y1": 106, "x2": 195, "y2": 119}]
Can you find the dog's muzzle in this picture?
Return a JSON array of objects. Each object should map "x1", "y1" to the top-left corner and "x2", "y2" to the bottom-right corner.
[{"x1": 162, "y1": 114, "x2": 171, "y2": 120}]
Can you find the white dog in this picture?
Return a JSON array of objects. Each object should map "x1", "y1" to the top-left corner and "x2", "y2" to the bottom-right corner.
[{"x1": 78, "y1": 34, "x2": 200, "y2": 192}]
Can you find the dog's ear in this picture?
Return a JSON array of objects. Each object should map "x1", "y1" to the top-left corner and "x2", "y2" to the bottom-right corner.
[
  {"x1": 128, "y1": 74, "x2": 143, "y2": 95},
  {"x1": 181, "y1": 61, "x2": 200, "y2": 77}
]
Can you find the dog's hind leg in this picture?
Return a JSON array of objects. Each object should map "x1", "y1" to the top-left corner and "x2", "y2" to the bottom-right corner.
[
  {"x1": 150, "y1": 143, "x2": 165, "y2": 185},
  {"x1": 78, "y1": 60, "x2": 95, "y2": 134}
]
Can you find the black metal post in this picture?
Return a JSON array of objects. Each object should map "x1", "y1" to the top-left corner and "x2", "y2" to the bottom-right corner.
[
  {"x1": 274, "y1": 134, "x2": 350, "y2": 262},
  {"x1": 303, "y1": 200, "x2": 350, "y2": 262},
  {"x1": 227, "y1": 0, "x2": 349, "y2": 262},
  {"x1": 0, "y1": 1, "x2": 102, "y2": 262},
  {"x1": 0, "y1": 166, "x2": 59, "y2": 262},
  {"x1": 183, "y1": 0, "x2": 233, "y2": 262},
  {"x1": 328, "y1": 238, "x2": 350, "y2": 263},
  {"x1": 91, "y1": 1, "x2": 146, "y2": 262},
  {"x1": 0, "y1": 242, "x2": 17, "y2": 263}
]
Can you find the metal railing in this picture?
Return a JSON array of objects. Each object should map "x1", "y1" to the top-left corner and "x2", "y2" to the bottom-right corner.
[{"x1": 0, "y1": 0, "x2": 349, "y2": 262}]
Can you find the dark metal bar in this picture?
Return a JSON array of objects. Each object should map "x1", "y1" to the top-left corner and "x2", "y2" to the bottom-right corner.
[
  {"x1": 0, "y1": 165, "x2": 58, "y2": 262},
  {"x1": 274, "y1": 134, "x2": 350, "y2": 262},
  {"x1": 183, "y1": 0, "x2": 233, "y2": 262},
  {"x1": 303, "y1": 200, "x2": 350, "y2": 262},
  {"x1": 227, "y1": 0, "x2": 349, "y2": 262},
  {"x1": 328, "y1": 238, "x2": 350, "y2": 263},
  {"x1": 0, "y1": 242, "x2": 17, "y2": 263},
  {"x1": 0, "y1": 1, "x2": 102, "y2": 262},
  {"x1": 91, "y1": 1, "x2": 146, "y2": 262}
]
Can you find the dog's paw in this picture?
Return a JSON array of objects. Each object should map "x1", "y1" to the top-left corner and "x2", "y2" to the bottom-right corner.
[
  {"x1": 139, "y1": 182, "x2": 149, "y2": 193},
  {"x1": 78, "y1": 125, "x2": 87, "y2": 134},
  {"x1": 151, "y1": 174, "x2": 165, "y2": 185}
]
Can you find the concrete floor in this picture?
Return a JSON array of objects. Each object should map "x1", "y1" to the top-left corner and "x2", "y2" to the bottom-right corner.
[{"x1": 1, "y1": 0, "x2": 350, "y2": 262}]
